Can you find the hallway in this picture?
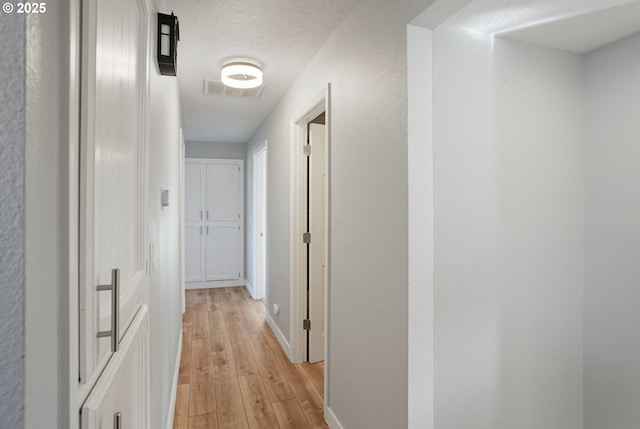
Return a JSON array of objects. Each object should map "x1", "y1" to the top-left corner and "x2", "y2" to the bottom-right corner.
[{"x1": 173, "y1": 287, "x2": 327, "y2": 429}]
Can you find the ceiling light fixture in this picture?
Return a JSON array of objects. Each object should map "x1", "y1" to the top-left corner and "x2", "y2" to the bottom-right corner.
[{"x1": 221, "y1": 62, "x2": 263, "y2": 89}]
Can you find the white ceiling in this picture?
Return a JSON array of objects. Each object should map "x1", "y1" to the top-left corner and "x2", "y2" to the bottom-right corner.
[
  {"x1": 443, "y1": 0, "x2": 640, "y2": 53},
  {"x1": 164, "y1": 0, "x2": 360, "y2": 143},
  {"x1": 498, "y1": 1, "x2": 640, "y2": 54}
]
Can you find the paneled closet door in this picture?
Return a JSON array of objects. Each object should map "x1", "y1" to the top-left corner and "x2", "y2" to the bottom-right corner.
[
  {"x1": 205, "y1": 222, "x2": 241, "y2": 280},
  {"x1": 185, "y1": 162, "x2": 205, "y2": 222},
  {"x1": 79, "y1": 0, "x2": 149, "y2": 389},
  {"x1": 206, "y1": 163, "x2": 242, "y2": 222},
  {"x1": 81, "y1": 308, "x2": 149, "y2": 429},
  {"x1": 205, "y1": 161, "x2": 244, "y2": 280},
  {"x1": 184, "y1": 223, "x2": 205, "y2": 282}
]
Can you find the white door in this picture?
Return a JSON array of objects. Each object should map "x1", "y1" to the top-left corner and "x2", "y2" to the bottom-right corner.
[
  {"x1": 205, "y1": 161, "x2": 244, "y2": 280},
  {"x1": 79, "y1": 0, "x2": 149, "y2": 387},
  {"x1": 184, "y1": 224, "x2": 205, "y2": 282},
  {"x1": 205, "y1": 222, "x2": 241, "y2": 280},
  {"x1": 184, "y1": 159, "x2": 244, "y2": 285},
  {"x1": 253, "y1": 145, "x2": 267, "y2": 300},
  {"x1": 309, "y1": 123, "x2": 327, "y2": 363},
  {"x1": 185, "y1": 162, "x2": 205, "y2": 222},
  {"x1": 206, "y1": 163, "x2": 241, "y2": 222},
  {"x1": 82, "y1": 309, "x2": 149, "y2": 429}
]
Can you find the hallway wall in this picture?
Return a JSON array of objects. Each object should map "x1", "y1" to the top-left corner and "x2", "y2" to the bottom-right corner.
[
  {"x1": 432, "y1": 29, "x2": 584, "y2": 429},
  {"x1": 0, "y1": 9, "x2": 26, "y2": 429},
  {"x1": 584, "y1": 31, "x2": 640, "y2": 429},
  {"x1": 185, "y1": 141, "x2": 246, "y2": 160},
  {"x1": 246, "y1": 0, "x2": 435, "y2": 427},
  {"x1": 147, "y1": 1, "x2": 184, "y2": 428}
]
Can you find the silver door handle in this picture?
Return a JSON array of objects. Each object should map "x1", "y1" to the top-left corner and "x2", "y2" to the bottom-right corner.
[
  {"x1": 200, "y1": 210, "x2": 203, "y2": 219},
  {"x1": 200, "y1": 225, "x2": 203, "y2": 235},
  {"x1": 97, "y1": 268, "x2": 120, "y2": 353},
  {"x1": 207, "y1": 225, "x2": 209, "y2": 235},
  {"x1": 206, "y1": 210, "x2": 209, "y2": 219},
  {"x1": 114, "y1": 412, "x2": 122, "y2": 429}
]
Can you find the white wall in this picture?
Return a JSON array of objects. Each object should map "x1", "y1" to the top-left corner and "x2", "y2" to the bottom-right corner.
[
  {"x1": 186, "y1": 140, "x2": 246, "y2": 159},
  {"x1": 245, "y1": 0, "x2": 435, "y2": 427},
  {"x1": 432, "y1": 28, "x2": 584, "y2": 429},
  {"x1": 584, "y1": 31, "x2": 640, "y2": 429},
  {"x1": 148, "y1": 1, "x2": 184, "y2": 428},
  {"x1": 0, "y1": 10, "x2": 26, "y2": 429}
]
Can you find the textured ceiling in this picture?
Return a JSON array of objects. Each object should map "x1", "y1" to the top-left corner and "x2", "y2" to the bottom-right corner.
[
  {"x1": 446, "y1": 0, "x2": 639, "y2": 34},
  {"x1": 164, "y1": 0, "x2": 360, "y2": 143}
]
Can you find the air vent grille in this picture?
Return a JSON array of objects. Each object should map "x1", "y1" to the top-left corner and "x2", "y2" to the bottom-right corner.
[{"x1": 203, "y1": 79, "x2": 265, "y2": 99}]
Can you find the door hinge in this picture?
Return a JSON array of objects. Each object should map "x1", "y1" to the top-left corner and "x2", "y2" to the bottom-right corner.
[
  {"x1": 303, "y1": 319, "x2": 311, "y2": 330},
  {"x1": 303, "y1": 144, "x2": 311, "y2": 157},
  {"x1": 303, "y1": 232, "x2": 311, "y2": 244}
]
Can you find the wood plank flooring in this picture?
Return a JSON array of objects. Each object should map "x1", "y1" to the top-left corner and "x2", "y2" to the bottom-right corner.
[{"x1": 174, "y1": 287, "x2": 327, "y2": 429}]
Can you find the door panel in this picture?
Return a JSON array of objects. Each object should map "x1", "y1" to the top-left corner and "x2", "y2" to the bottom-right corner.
[
  {"x1": 79, "y1": 0, "x2": 148, "y2": 384},
  {"x1": 81, "y1": 307, "x2": 149, "y2": 429},
  {"x1": 184, "y1": 224, "x2": 205, "y2": 282},
  {"x1": 205, "y1": 223, "x2": 240, "y2": 281},
  {"x1": 309, "y1": 123, "x2": 327, "y2": 363},
  {"x1": 185, "y1": 163, "x2": 204, "y2": 222},
  {"x1": 206, "y1": 164, "x2": 240, "y2": 221}
]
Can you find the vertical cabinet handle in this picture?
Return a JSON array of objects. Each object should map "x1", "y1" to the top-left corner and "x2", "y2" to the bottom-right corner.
[
  {"x1": 97, "y1": 268, "x2": 120, "y2": 353},
  {"x1": 200, "y1": 210, "x2": 203, "y2": 219},
  {"x1": 200, "y1": 225, "x2": 203, "y2": 235},
  {"x1": 114, "y1": 412, "x2": 122, "y2": 429},
  {"x1": 206, "y1": 225, "x2": 209, "y2": 235}
]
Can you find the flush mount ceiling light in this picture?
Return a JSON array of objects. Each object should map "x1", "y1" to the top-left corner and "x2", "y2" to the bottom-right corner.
[{"x1": 221, "y1": 62, "x2": 263, "y2": 89}]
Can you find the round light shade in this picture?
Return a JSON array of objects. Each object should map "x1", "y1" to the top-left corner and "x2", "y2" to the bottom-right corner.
[{"x1": 221, "y1": 62, "x2": 263, "y2": 89}]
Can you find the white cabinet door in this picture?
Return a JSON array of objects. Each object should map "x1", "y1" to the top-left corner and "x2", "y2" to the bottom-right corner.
[
  {"x1": 184, "y1": 159, "x2": 244, "y2": 284},
  {"x1": 79, "y1": 0, "x2": 148, "y2": 387},
  {"x1": 185, "y1": 162, "x2": 205, "y2": 222},
  {"x1": 184, "y1": 223, "x2": 205, "y2": 282},
  {"x1": 206, "y1": 163, "x2": 241, "y2": 222},
  {"x1": 81, "y1": 307, "x2": 149, "y2": 429},
  {"x1": 205, "y1": 222, "x2": 241, "y2": 281}
]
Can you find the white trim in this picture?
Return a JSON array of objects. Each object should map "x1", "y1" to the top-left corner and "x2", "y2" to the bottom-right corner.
[
  {"x1": 407, "y1": 23, "x2": 435, "y2": 429},
  {"x1": 266, "y1": 311, "x2": 293, "y2": 361},
  {"x1": 252, "y1": 140, "x2": 268, "y2": 302},
  {"x1": 179, "y1": 130, "x2": 186, "y2": 314},
  {"x1": 245, "y1": 280, "x2": 255, "y2": 297},
  {"x1": 290, "y1": 85, "x2": 330, "y2": 362},
  {"x1": 186, "y1": 279, "x2": 247, "y2": 290},
  {"x1": 165, "y1": 329, "x2": 183, "y2": 429},
  {"x1": 325, "y1": 407, "x2": 345, "y2": 429},
  {"x1": 65, "y1": 0, "x2": 81, "y2": 427}
]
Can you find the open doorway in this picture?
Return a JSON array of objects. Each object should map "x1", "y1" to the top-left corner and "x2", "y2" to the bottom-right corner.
[
  {"x1": 290, "y1": 86, "x2": 330, "y2": 372},
  {"x1": 252, "y1": 140, "x2": 267, "y2": 301}
]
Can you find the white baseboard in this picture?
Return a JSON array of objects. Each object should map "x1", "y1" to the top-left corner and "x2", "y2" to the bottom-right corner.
[
  {"x1": 326, "y1": 407, "x2": 344, "y2": 429},
  {"x1": 245, "y1": 280, "x2": 255, "y2": 297},
  {"x1": 165, "y1": 329, "x2": 183, "y2": 429},
  {"x1": 265, "y1": 311, "x2": 293, "y2": 361},
  {"x1": 186, "y1": 279, "x2": 246, "y2": 290}
]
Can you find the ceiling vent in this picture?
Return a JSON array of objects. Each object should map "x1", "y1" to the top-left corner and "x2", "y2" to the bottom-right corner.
[{"x1": 203, "y1": 79, "x2": 265, "y2": 100}]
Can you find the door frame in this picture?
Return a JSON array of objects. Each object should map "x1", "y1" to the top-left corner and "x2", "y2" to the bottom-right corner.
[
  {"x1": 289, "y1": 84, "x2": 331, "y2": 406},
  {"x1": 252, "y1": 140, "x2": 268, "y2": 300}
]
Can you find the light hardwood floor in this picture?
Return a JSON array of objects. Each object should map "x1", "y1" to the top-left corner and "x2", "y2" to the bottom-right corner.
[{"x1": 173, "y1": 287, "x2": 327, "y2": 429}]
